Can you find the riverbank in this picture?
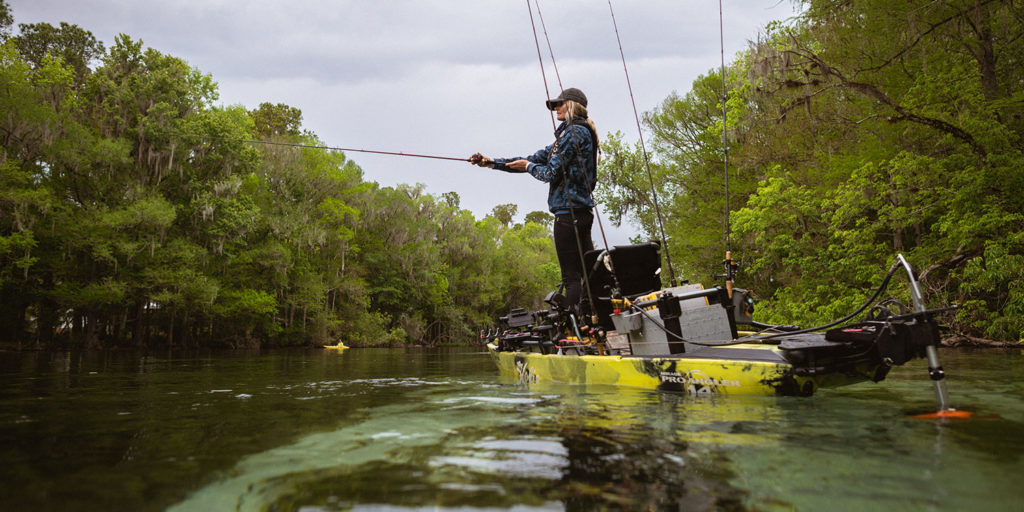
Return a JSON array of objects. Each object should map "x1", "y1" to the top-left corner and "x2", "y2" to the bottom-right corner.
[{"x1": 944, "y1": 335, "x2": 1023, "y2": 348}]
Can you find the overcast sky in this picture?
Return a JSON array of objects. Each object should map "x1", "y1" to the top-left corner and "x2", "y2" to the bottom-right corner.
[{"x1": 9, "y1": 0, "x2": 796, "y2": 245}]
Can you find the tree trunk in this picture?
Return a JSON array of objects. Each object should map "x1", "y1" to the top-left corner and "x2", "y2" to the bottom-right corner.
[
  {"x1": 168, "y1": 308, "x2": 176, "y2": 347},
  {"x1": 84, "y1": 314, "x2": 99, "y2": 349},
  {"x1": 967, "y1": 1, "x2": 1000, "y2": 100},
  {"x1": 132, "y1": 300, "x2": 146, "y2": 347},
  {"x1": 182, "y1": 310, "x2": 192, "y2": 348},
  {"x1": 117, "y1": 308, "x2": 128, "y2": 344}
]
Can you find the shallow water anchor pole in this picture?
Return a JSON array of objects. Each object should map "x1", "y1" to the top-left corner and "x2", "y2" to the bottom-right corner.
[
  {"x1": 924, "y1": 345, "x2": 951, "y2": 411},
  {"x1": 896, "y1": 254, "x2": 952, "y2": 412}
]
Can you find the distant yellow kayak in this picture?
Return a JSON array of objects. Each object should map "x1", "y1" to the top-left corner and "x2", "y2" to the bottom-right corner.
[{"x1": 323, "y1": 342, "x2": 348, "y2": 350}]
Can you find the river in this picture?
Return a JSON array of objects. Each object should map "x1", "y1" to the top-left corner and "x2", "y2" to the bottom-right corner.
[{"x1": 0, "y1": 347, "x2": 1021, "y2": 511}]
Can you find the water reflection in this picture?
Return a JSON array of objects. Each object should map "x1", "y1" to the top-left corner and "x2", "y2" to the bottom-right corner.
[
  {"x1": 170, "y1": 378, "x2": 776, "y2": 511},
  {"x1": 1, "y1": 348, "x2": 1021, "y2": 511}
]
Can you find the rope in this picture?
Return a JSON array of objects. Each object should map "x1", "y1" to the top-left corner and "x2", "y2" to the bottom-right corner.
[{"x1": 606, "y1": 0, "x2": 678, "y2": 286}]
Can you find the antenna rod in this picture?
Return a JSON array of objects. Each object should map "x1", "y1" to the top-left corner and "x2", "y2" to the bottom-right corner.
[{"x1": 607, "y1": 0, "x2": 677, "y2": 286}]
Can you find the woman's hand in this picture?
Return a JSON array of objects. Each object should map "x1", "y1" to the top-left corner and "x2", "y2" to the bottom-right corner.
[
  {"x1": 469, "y1": 153, "x2": 493, "y2": 167},
  {"x1": 506, "y1": 160, "x2": 529, "y2": 172}
]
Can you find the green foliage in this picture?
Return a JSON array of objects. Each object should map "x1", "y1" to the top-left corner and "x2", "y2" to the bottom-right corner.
[
  {"x1": 0, "y1": 16, "x2": 560, "y2": 347},
  {"x1": 524, "y1": 210, "x2": 553, "y2": 229},
  {"x1": 598, "y1": 0, "x2": 1024, "y2": 341},
  {"x1": 12, "y1": 21, "x2": 103, "y2": 84},
  {"x1": 0, "y1": 1, "x2": 12, "y2": 40},
  {"x1": 250, "y1": 102, "x2": 303, "y2": 137},
  {"x1": 491, "y1": 203, "x2": 518, "y2": 227}
]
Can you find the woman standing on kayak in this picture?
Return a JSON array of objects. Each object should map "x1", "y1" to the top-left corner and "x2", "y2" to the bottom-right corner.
[{"x1": 470, "y1": 87, "x2": 600, "y2": 311}]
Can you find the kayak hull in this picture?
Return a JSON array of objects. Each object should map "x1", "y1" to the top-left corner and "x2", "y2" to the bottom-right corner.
[{"x1": 487, "y1": 342, "x2": 886, "y2": 396}]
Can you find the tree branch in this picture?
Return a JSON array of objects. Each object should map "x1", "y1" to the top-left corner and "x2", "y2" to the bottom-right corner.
[
  {"x1": 784, "y1": 46, "x2": 987, "y2": 157},
  {"x1": 857, "y1": 0, "x2": 1003, "y2": 74}
]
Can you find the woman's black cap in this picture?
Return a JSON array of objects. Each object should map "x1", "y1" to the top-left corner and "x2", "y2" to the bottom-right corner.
[{"x1": 546, "y1": 87, "x2": 587, "y2": 110}]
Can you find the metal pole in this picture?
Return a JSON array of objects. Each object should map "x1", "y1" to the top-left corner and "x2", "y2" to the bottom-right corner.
[{"x1": 897, "y1": 254, "x2": 950, "y2": 410}]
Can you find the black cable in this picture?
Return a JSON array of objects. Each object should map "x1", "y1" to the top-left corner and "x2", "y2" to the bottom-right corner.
[
  {"x1": 746, "y1": 260, "x2": 902, "y2": 342},
  {"x1": 622, "y1": 260, "x2": 904, "y2": 347}
]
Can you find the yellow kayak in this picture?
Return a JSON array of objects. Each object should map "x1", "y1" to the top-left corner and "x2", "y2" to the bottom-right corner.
[
  {"x1": 487, "y1": 341, "x2": 885, "y2": 396},
  {"x1": 486, "y1": 245, "x2": 947, "y2": 399}
]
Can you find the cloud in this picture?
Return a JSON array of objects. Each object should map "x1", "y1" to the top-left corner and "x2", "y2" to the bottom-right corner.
[{"x1": 9, "y1": 0, "x2": 795, "y2": 244}]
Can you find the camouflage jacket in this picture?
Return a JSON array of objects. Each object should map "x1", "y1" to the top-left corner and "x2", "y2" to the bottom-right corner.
[{"x1": 495, "y1": 117, "x2": 597, "y2": 214}]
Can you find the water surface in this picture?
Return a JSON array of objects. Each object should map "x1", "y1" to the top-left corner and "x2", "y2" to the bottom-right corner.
[{"x1": 0, "y1": 347, "x2": 1020, "y2": 511}]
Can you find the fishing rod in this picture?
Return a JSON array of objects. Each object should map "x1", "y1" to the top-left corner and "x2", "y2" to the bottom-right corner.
[
  {"x1": 718, "y1": 0, "x2": 738, "y2": 299},
  {"x1": 719, "y1": 0, "x2": 731, "y2": 256},
  {"x1": 533, "y1": 0, "x2": 563, "y2": 90},
  {"x1": 173, "y1": 133, "x2": 470, "y2": 162},
  {"x1": 607, "y1": 0, "x2": 678, "y2": 287},
  {"x1": 525, "y1": 0, "x2": 600, "y2": 327},
  {"x1": 533, "y1": 0, "x2": 612, "y2": 253},
  {"x1": 526, "y1": 0, "x2": 558, "y2": 132}
]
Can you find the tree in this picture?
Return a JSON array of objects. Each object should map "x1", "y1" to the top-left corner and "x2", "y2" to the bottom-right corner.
[
  {"x1": 250, "y1": 102, "x2": 302, "y2": 138},
  {"x1": 524, "y1": 210, "x2": 553, "y2": 229},
  {"x1": 13, "y1": 21, "x2": 103, "y2": 85},
  {"x1": 490, "y1": 203, "x2": 518, "y2": 228},
  {"x1": 736, "y1": 0, "x2": 1024, "y2": 338},
  {"x1": 0, "y1": 40, "x2": 76, "y2": 343},
  {"x1": 0, "y1": 0, "x2": 12, "y2": 40},
  {"x1": 596, "y1": 0, "x2": 1023, "y2": 340},
  {"x1": 0, "y1": 13, "x2": 566, "y2": 349}
]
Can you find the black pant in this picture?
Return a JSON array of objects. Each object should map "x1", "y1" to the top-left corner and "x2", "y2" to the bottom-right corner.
[{"x1": 553, "y1": 210, "x2": 594, "y2": 307}]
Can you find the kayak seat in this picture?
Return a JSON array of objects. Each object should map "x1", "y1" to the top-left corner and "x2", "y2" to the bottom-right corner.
[{"x1": 584, "y1": 241, "x2": 663, "y2": 330}]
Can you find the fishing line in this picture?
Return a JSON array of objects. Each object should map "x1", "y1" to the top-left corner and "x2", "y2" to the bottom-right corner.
[
  {"x1": 606, "y1": 0, "x2": 678, "y2": 287},
  {"x1": 171, "y1": 133, "x2": 469, "y2": 162}
]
